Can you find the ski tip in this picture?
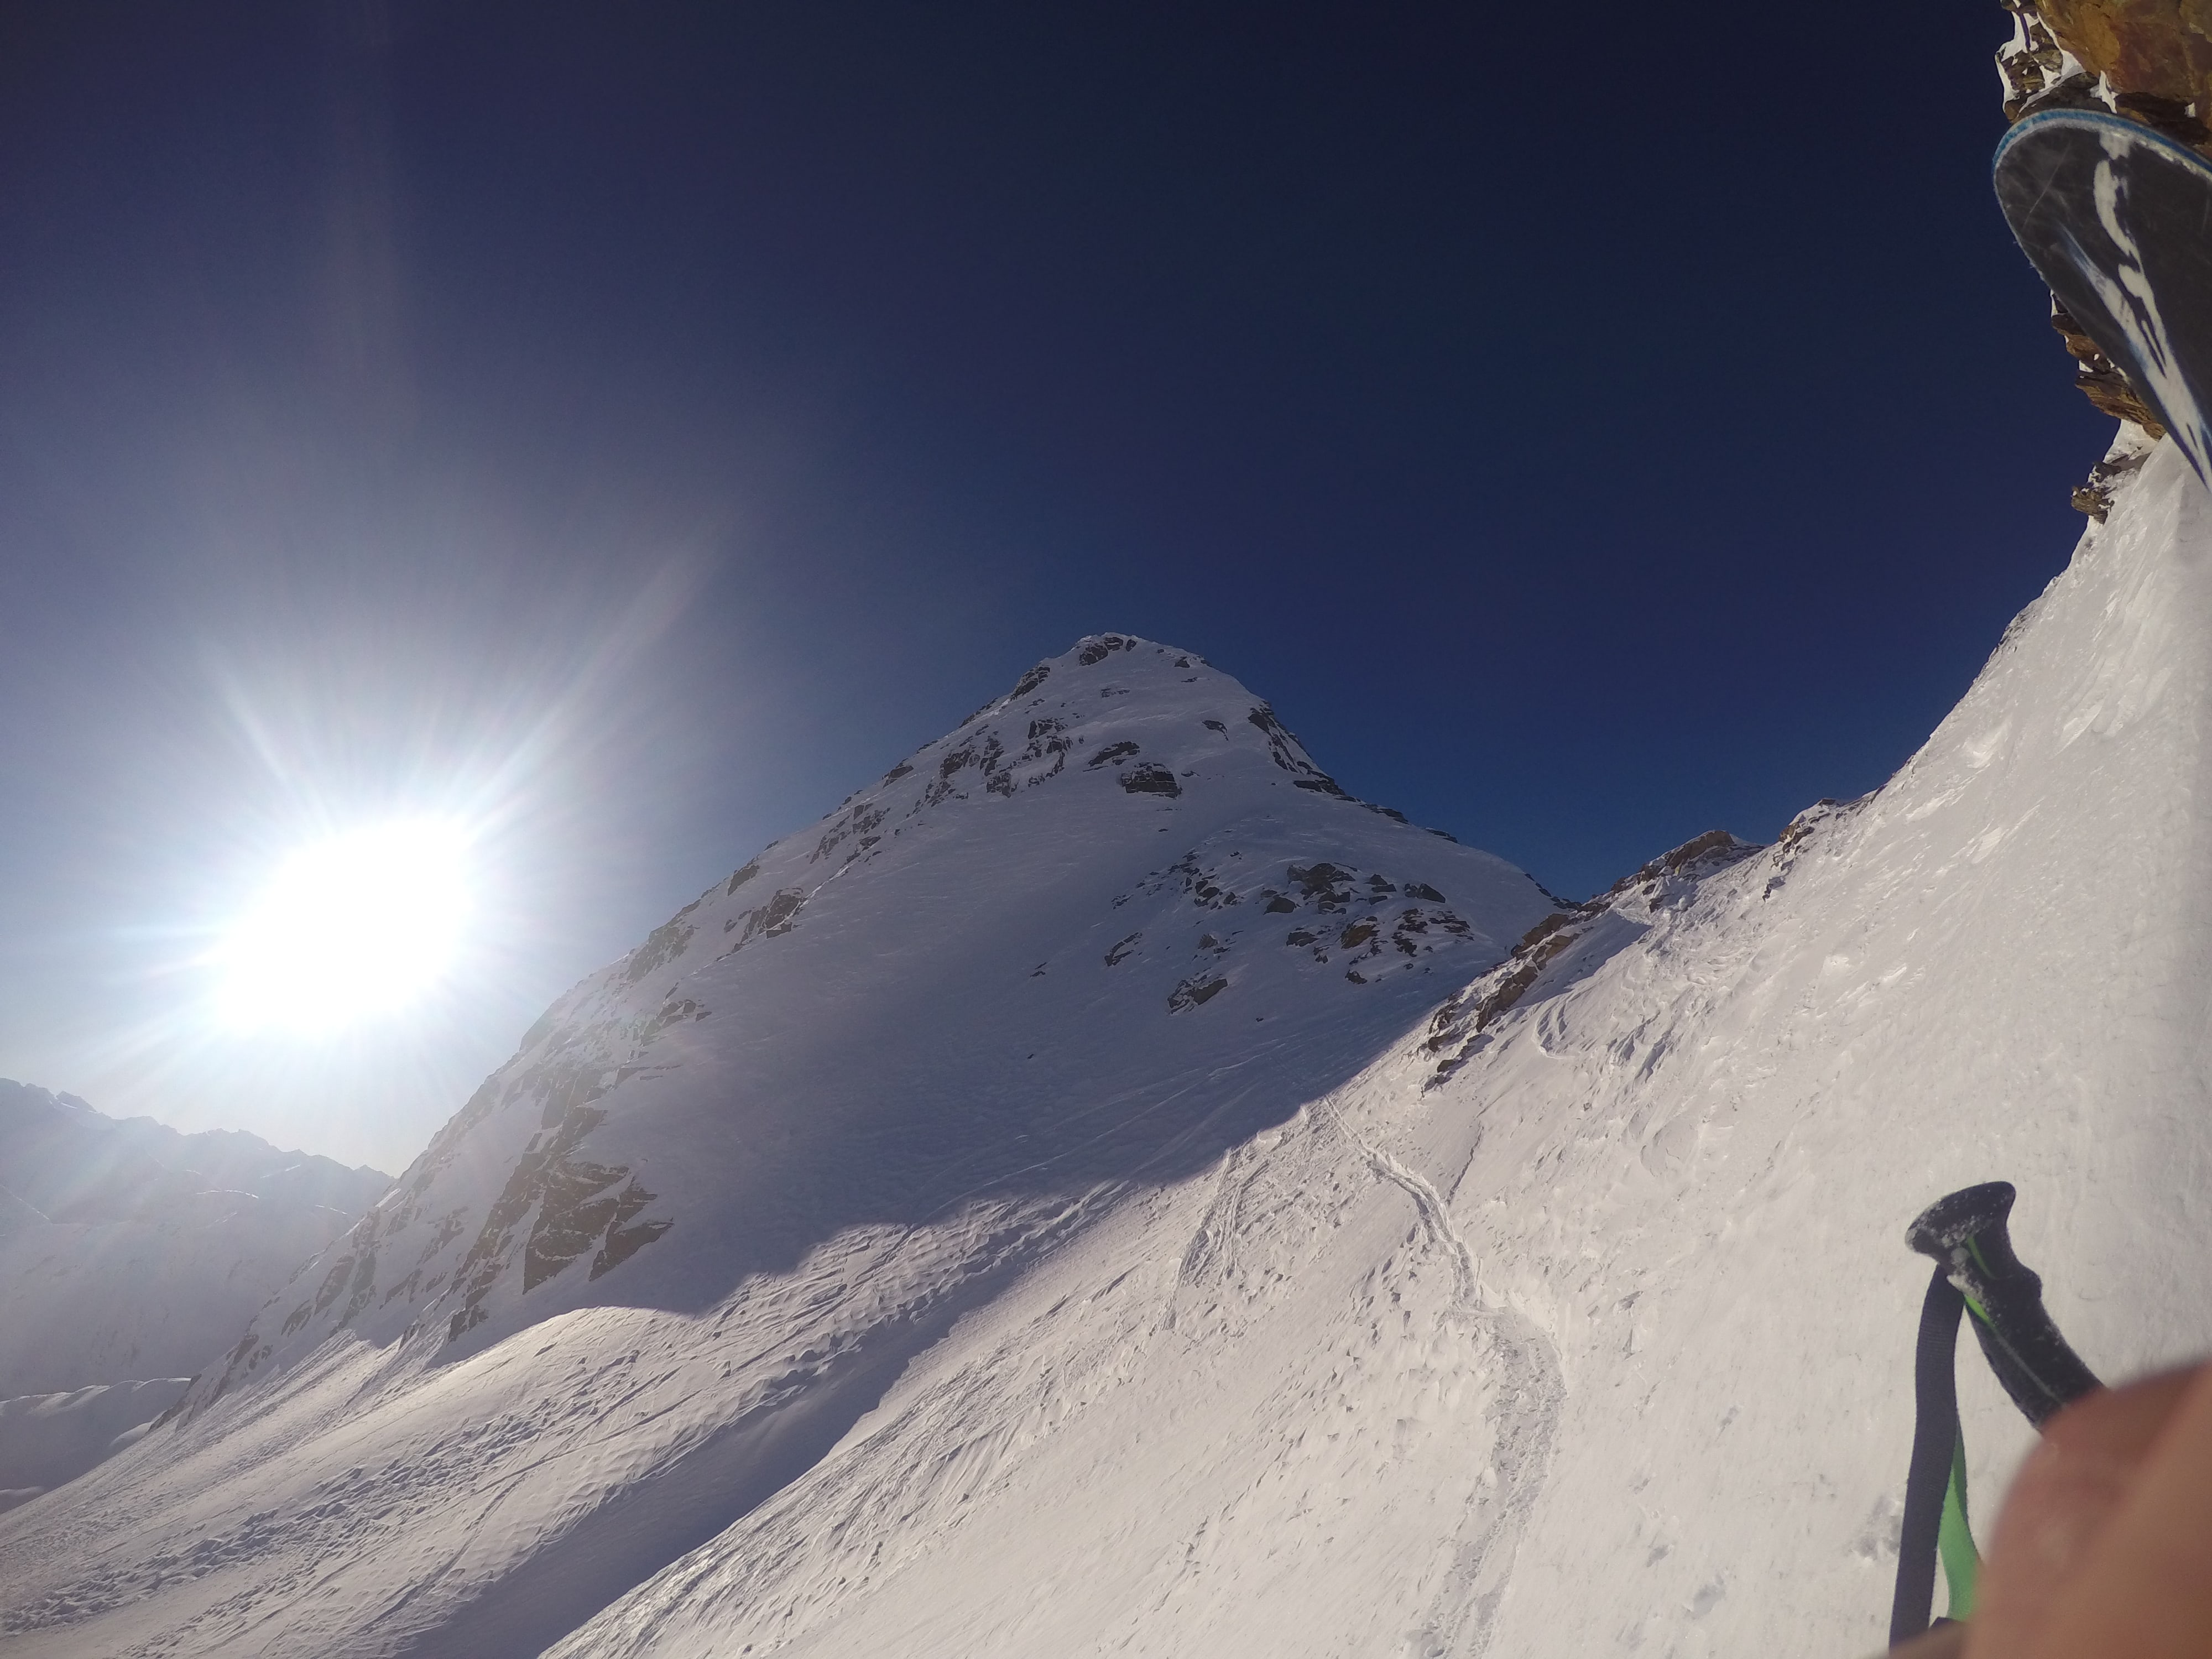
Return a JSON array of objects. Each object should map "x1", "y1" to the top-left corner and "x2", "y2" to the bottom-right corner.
[{"x1": 1995, "y1": 106, "x2": 2212, "y2": 183}]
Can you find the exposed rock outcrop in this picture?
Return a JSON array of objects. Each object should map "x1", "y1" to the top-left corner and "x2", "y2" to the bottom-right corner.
[{"x1": 2031, "y1": 0, "x2": 2212, "y2": 145}]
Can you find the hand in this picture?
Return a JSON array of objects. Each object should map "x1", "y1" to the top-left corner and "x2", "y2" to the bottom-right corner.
[{"x1": 1931, "y1": 1360, "x2": 2212, "y2": 1658}]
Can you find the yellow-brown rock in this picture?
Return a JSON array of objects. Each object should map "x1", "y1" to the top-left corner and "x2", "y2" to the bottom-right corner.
[
  {"x1": 2051, "y1": 304, "x2": 2169, "y2": 434},
  {"x1": 2037, "y1": 0, "x2": 2212, "y2": 144}
]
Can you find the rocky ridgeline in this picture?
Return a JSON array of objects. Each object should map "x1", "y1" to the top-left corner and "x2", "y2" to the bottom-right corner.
[
  {"x1": 0, "y1": 1082, "x2": 393, "y2": 1404},
  {"x1": 1421, "y1": 827, "x2": 1783, "y2": 1086},
  {"x1": 1416, "y1": 799, "x2": 1888, "y2": 1093},
  {"x1": 0, "y1": 1081, "x2": 387, "y2": 1225}
]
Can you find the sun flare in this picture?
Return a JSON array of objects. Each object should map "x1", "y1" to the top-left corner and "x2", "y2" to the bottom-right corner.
[{"x1": 213, "y1": 820, "x2": 475, "y2": 1034}]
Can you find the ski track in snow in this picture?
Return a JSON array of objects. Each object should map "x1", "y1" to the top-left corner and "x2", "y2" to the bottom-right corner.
[{"x1": 1321, "y1": 1098, "x2": 1564, "y2": 1658}]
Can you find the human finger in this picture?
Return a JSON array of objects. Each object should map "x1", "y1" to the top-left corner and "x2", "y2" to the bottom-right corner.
[{"x1": 1965, "y1": 1362, "x2": 2208, "y2": 1658}]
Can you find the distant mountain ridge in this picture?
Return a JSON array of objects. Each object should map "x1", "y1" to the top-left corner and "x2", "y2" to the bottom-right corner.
[
  {"x1": 0, "y1": 1079, "x2": 390, "y2": 1401},
  {"x1": 0, "y1": 1079, "x2": 389, "y2": 1225}
]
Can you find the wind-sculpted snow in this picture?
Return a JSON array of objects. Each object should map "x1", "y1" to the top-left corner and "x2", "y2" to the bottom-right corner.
[{"x1": 14, "y1": 440, "x2": 2212, "y2": 1659}]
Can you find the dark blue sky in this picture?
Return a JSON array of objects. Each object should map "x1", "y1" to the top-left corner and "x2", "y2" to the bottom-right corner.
[{"x1": 0, "y1": 2, "x2": 2115, "y2": 1167}]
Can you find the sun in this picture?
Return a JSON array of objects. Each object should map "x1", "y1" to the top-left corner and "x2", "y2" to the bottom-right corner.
[{"x1": 213, "y1": 819, "x2": 476, "y2": 1034}]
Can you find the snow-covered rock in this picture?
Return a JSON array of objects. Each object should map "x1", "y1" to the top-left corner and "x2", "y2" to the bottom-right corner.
[
  {"x1": 9, "y1": 428, "x2": 2212, "y2": 1659},
  {"x1": 180, "y1": 638, "x2": 1548, "y2": 1411},
  {"x1": 0, "y1": 1082, "x2": 390, "y2": 1399}
]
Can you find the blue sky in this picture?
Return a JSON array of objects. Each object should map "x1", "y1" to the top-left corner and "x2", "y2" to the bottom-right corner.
[{"x1": 0, "y1": 2, "x2": 2115, "y2": 1168}]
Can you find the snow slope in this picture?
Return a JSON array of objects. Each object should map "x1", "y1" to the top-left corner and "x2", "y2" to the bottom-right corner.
[
  {"x1": 0, "y1": 1082, "x2": 390, "y2": 1399},
  {"x1": 9, "y1": 428, "x2": 2212, "y2": 1657},
  {"x1": 0, "y1": 636, "x2": 1552, "y2": 1657},
  {"x1": 550, "y1": 438, "x2": 2212, "y2": 1659}
]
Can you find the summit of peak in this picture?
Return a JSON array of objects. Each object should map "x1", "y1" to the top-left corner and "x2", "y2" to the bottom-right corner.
[
  {"x1": 983, "y1": 633, "x2": 1220, "y2": 711},
  {"x1": 818, "y1": 633, "x2": 1425, "y2": 856}
]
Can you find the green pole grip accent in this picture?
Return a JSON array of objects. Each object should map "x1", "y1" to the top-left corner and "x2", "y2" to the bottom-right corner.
[{"x1": 1938, "y1": 1427, "x2": 1980, "y2": 1619}]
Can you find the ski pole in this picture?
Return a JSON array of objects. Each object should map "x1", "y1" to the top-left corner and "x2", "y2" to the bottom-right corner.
[{"x1": 1888, "y1": 1183, "x2": 2101, "y2": 1647}]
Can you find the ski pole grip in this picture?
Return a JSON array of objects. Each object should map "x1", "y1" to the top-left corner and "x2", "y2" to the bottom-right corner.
[{"x1": 1907, "y1": 1182, "x2": 2101, "y2": 1427}]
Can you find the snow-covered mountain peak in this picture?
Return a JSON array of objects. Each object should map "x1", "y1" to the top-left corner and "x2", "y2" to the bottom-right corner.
[
  {"x1": 176, "y1": 636, "x2": 1553, "y2": 1437},
  {"x1": 796, "y1": 630, "x2": 1416, "y2": 869}
]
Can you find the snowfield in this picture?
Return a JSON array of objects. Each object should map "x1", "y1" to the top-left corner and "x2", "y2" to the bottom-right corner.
[{"x1": 6, "y1": 435, "x2": 2212, "y2": 1657}]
